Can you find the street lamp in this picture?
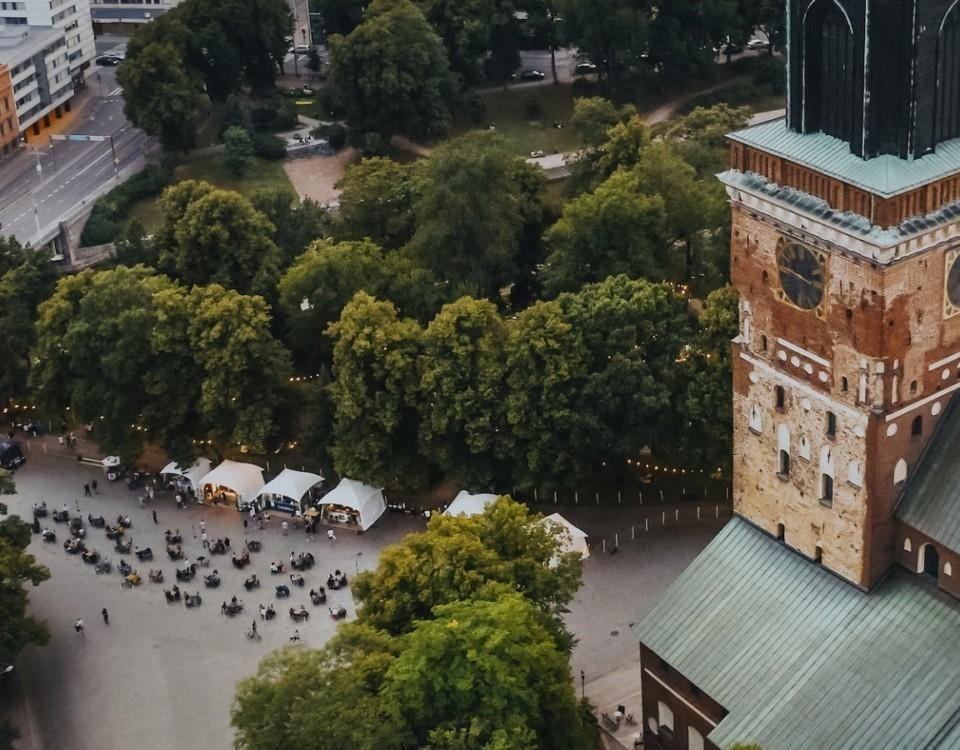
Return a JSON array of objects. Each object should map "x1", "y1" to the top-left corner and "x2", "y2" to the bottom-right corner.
[{"x1": 580, "y1": 669, "x2": 585, "y2": 700}]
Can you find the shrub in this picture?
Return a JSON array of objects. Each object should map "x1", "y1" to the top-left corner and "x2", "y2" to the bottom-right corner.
[
  {"x1": 751, "y1": 56, "x2": 785, "y2": 95},
  {"x1": 252, "y1": 132, "x2": 287, "y2": 160},
  {"x1": 311, "y1": 123, "x2": 347, "y2": 151},
  {"x1": 79, "y1": 162, "x2": 173, "y2": 245},
  {"x1": 223, "y1": 126, "x2": 254, "y2": 177},
  {"x1": 250, "y1": 99, "x2": 299, "y2": 132}
]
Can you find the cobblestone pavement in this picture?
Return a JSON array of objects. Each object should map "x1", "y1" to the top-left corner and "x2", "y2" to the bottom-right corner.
[{"x1": 4, "y1": 453, "x2": 722, "y2": 749}]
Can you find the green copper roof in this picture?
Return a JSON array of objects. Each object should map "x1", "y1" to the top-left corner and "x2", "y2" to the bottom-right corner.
[
  {"x1": 897, "y1": 400, "x2": 960, "y2": 553},
  {"x1": 635, "y1": 518, "x2": 960, "y2": 749},
  {"x1": 729, "y1": 119, "x2": 960, "y2": 198}
]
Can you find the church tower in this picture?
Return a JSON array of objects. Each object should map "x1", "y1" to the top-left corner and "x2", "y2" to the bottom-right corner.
[{"x1": 723, "y1": 0, "x2": 960, "y2": 588}]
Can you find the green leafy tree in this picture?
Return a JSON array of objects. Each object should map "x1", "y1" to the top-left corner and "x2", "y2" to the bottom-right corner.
[
  {"x1": 250, "y1": 186, "x2": 330, "y2": 263},
  {"x1": 655, "y1": 104, "x2": 750, "y2": 176},
  {"x1": 329, "y1": 0, "x2": 455, "y2": 140},
  {"x1": 326, "y1": 292, "x2": 428, "y2": 488},
  {"x1": 166, "y1": 187, "x2": 283, "y2": 296},
  {"x1": 117, "y1": 41, "x2": 204, "y2": 152},
  {"x1": 0, "y1": 236, "x2": 27, "y2": 276},
  {"x1": 418, "y1": 297, "x2": 509, "y2": 486},
  {"x1": 571, "y1": 97, "x2": 635, "y2": 147},
  {"x1": 503, "y1": 301, "x2": 588, "y2": 486},
  {"x1": 680, "y1": 285, "x2": 738, "y2": 470},
  {"x1": 559, "y1": 276, "x2": 692, "y2": 471},
  {"x1": 278, "y1": 238, "x2": 444, "y2": 371},
  {"x1": 556, "y1": 0, "x2": 648, "y2": 84},
  {"x1": 0, "y1": 478, "x2": 49, "y2": 750},
  {"x1": 407, "y1": 131, "x2": 534, "y2": 297},
  {"x1": 353, "y1": 496, "x2": 582, "y2": 636},
  {"x1": 0, "y1": 246, "x2": 56, "y2": 401},
  {"x1": 222, "y1": 125, "x2": 254, "y2": 177},
  {"x1": 29, "y1": 266, "x2": 174, "y2": 461},
  {"x1": 383, "y1": 594, "x2": 591, "y2": 749},
  {"x1": 543, "y1": 167, "x2": 667, "y2": 294},
  {"x1": 313, "y1": 0, "x2": 368, "y2": 36},
  {"x1": 334, "y1": 157, "x2": 419, "y2": 249}
]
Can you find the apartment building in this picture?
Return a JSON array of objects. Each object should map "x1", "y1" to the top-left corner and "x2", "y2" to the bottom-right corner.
[
  {"x1": 0, "y1": 62, "x2": 17, "y2": 155},
  {"x1": 0, "y1": 0, "x2": 95, "y2": 82},
  {"x1": 0, "y1": 25, "x2": 74, "y2": 141}
]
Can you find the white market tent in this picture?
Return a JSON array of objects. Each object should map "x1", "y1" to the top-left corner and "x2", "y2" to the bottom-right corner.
[
  {"x1": 540, "y1": 513, "x2": 590, "y2": 560},
  {"x1": 255, "y1": 468, "x2": 324, "y2": 513},
  {"x1": 160, "y1": 457, "x2": 213, "y2": 494},
  {"x1": 443, "y1": 490, "x2": 498, "y2": 517},
  {"x1": 198, "y1": 460, "x2": 265, "y2": 507},
  {"x1": 320, "y1": 478, "x2": 386, "y2": 531}
]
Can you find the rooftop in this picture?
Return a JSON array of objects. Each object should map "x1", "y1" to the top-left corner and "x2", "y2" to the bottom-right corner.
[
  {"x1": 635, "y1": 517, "x2": 960, "y2": 750},
  {"x1": 89, "y1": 6, "x2": 167, "y2": 21},
  {"x1": 0, "y1": 25, "x2": 62, "y2": 64},
  {"x1": 897, "y1": 400, "x2": 960, "y2": 554},
  {"x1": 729, "y1": 118, "x2": 960, "y2": 198}
]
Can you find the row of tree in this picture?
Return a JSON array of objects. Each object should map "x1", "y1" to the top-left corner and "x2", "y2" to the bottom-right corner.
[{"x1": 232, "y1": 496, "x2": 597, "y2": 749}]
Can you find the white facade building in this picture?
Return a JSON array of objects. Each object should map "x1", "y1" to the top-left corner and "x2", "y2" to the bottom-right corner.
[
  {"x1": 0, "y1": 25, "x2": 73, "y2": 135},
  {"x1": 0, "y1": 0, "x2": 94, "y2": 82}
]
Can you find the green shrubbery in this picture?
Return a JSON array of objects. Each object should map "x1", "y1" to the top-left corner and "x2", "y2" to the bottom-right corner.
[
  {"x1": 251, "y1": 132, "x2": 287, "y2": 160},
  {"x1": 311, "y1": 122, "x2": 347, "y2": 150},
  {"x1": 80, "y1": 162, "x2": 173, "y2": 246}
]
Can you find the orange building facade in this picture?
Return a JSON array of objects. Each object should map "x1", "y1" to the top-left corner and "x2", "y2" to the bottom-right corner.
[{"x1": 0, "y1": 63, "x2": 19, "y2": 157}]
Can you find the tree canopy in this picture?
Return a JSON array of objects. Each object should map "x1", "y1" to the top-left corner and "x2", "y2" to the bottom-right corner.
[{"x1": 329, "y1": 0, "x2": 456, "y2": 140}]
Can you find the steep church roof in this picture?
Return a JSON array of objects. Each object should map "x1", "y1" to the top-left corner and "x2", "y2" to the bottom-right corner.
[
  {"x1": 634, "y1": 518, "x2": 960, "y2": 749},
  {"x1": 897, "y1": 399, "x2": 960, "y2": 554}
]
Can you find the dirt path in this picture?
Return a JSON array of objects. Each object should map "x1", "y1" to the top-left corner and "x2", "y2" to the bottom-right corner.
[
  {"x1": 641, "y1": 76, "x2": 749, "y2": 124},
  {"x1": 282, "y1": 147, "x2": 360, "y2": 207}
]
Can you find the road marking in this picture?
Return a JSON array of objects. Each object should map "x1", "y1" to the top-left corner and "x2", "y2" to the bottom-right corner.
[{"x1": 108, "y1": 87, "x2": 122, "y2": 96}]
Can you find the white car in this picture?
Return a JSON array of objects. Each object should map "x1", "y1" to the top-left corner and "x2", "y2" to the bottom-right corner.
[{"x1": 747, "y1": 38, "x2": 767, "y2": 50}]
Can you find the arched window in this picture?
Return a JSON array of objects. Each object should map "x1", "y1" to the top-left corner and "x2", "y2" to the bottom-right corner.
[
  {"x1": 688, "y1": 727, "x2": 705, "y2": 750},
  {"x1": 904, "y1": 537, "x2": 913, "y2": 552},
  {"x1": 749, "y1": 405, "x2": 763, "y2": 433},
  {"x1": 921, "y1": 543, "x2": 940, "y2": 579},
  {"x1": 826, "y1": 411, "x2": 837, "y2": 438},
  {"x1": 777, "y1": 522, "x2": 786, "y2": 541},
  {"x1": 815, "y1": 545, "x2": 824, "y2": 564},
  {"x1": 804, "y1": 0, "x2": 856, "y2": 142},
  {"x1": 894, "y1": 458, "x2": 908, "y2": 485},
  {"x1": 937, "y1": 4, "x2": 960, "y2": 143},
  {"x1": 779, "y1": 450, "x2": 791, "y2": 476},
  {"x1": 657, "y1": 701, "x2": 674, "y2": 734},
  {"x1": 821, "y1": 474, "x2": 834, "y2": 504},
  {"x1": 912, "y1": 415, "x2": 923, "y2": 437}
]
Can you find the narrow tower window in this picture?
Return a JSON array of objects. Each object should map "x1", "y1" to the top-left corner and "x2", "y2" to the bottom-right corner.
[
  {"x1": 775, "y1": 385, "x2": 785, "y2": 410},
  {"x1": 911, "y1": 415, "x2": 923, "y2": 437},
  {"x1": 826, "y1": 411, "x2": 837, "y2": 438},
  {"x1": 821, "y1": 474, "x2": 834, "y2": 505}
]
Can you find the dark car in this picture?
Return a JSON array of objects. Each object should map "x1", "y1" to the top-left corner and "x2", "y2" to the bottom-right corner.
[
  {"x1": 574, "y1": 61, "x2": 597, "y2": 75},
  {"x1": 96, "y1": 56, "x2": 120, "y2": 66},
  {"x1": 0, "y1": 440, "x2": 25, "y2": 470},
  {"x1": 517, "y1": 69, "x2": 545, "y2": 81}
]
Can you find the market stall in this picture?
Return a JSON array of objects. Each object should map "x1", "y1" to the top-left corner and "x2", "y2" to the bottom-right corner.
[
  {"x1": 255, "y1": 468, "x2": 324, "y2": 515},
  {"x1": 198, "y1": 460, "x2": 265, "y2": 511},
  {"x1": 318, "y1": 478, "x2": 386, "y2": 531},
  {"x1": 443, "y1": 490, "x2": 498, "y2": 517},
  {"x1": 160, "y1": 457, "x2": 212, "y2": 499},
  {"x1": 540, "y1": 512, "x2": 590, "y2": 560}
]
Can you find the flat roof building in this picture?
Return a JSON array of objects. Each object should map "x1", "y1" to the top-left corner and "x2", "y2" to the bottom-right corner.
[
  {"x1": 0, "y1": 25, "x2": 74, "y2": 139},
  {"x1": 0, "y1": 0, "x2": 95, "y2": 82},
  {"x1": 0, "y1": 62, "x2": 17, "y2": 156}
]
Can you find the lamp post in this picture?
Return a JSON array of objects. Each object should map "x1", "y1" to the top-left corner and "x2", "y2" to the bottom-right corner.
[{"x1": 580, "y1": 669, "x2": 585, "y2": 700}]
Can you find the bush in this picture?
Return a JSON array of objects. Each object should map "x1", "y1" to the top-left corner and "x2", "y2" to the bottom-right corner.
[
  {"x1": 311, "y1": 123, "x2": 347, "y2": 151},
  {"x1": 223, "y1": 126, "x2": 254, "y2": 177},
  {"x1": 464, "y1": 92, "x2": 486, "y2": 125},
  {"x1": 250, "y1": 98, "x2": 299, "y2": 132},
  {"x1": 252, "y1": 132, "x2": 287, "y2": 160},
  {"x1": 751, "y1": 56, "x2": 785, "y2": 95},
  {"x1": 79, "y1": 162, "x2": 173, "y2": 246}
]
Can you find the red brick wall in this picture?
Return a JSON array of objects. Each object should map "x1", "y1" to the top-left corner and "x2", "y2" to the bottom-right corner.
[{"x1": 895, "y1": 522, "x2": 960, "y2": 600}]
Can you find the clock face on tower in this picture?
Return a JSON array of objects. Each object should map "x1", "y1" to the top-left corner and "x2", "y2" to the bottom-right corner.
[{"x1": 776, "y1": 241, "x2": 825, "y2": 310}]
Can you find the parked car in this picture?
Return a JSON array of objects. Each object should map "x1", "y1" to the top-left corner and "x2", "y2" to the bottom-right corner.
[
  {"x1": 95, "y1": 56, "x2": 120, "y2": 66},
  {"x1": 517, "y1": 69, "x2": 545, "y2": 81},
  {"x1": 746, "y1": 38, "x2": 767, "y2": 50},
  {"x1": 574, "y1": 61, "x2": 597, "y2": 75},
  {"x1": 0, "y1": 440, "x2": 25, "y2": 470}
]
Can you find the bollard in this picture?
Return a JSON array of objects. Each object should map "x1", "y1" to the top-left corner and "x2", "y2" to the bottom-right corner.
[
  {"x1": 574, "y1": 491, "x2": 579, "y2": 504},
  {"x1": 662, "y1": 511, "x2": 666, "y2": 525},
  {"x1": 614, "y1": 533, "x2": 619, "y2": 548},
  {"x1": 697, "y1": 506, "x2": 701, "y2": 520},
  {"x1": 534, "y1": 488, "x2": 538, "y2": 501},
  {"x1": 675, "y1": 509, "x2": 679, "y2": 521},
  {"x1": 639, "y1": 491, "x2": 643, "y2": 505},
  {"x1": 660, "y1": 490, "x2": 664, "y2": 502},
  {"x1": 617, "y1": 491, "x2": 622, "y2": 504},
  {"x1": 595, "y1": 492, "x2": 600, "y2": 505},
  {"x1": 631, "y1": 526, "x2": 635, "y2": 540},
  {"x1": 602, "y1": 538, "x2": 606, "y2": 553},
  {"x1": 682, "y1": 487, "x2": 686, "y2": 496},
  {"x1": 645, "y1": 518, "x2": 649, "y2": 532},
  {"x1": 715, "y1": 505, "x2": 719, "y2": 518},
  {"x1": 266, "y1": 460, "x2": 270, "y2": 473},
  {"x1": 554, "y1": 490, "x2": 558, "y2": 504}
]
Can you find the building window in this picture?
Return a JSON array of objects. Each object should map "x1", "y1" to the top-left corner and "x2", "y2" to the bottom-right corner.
[
  {"x1": 840, "y1": 376, "x2": 848, "y2": 392},
  {"x1": 904, "y1": 538, "x2": 912, "y2": 552},
  {"x1": 815, "y1": 546, "x2": 823, "y2": 564},
  {"x1": 776, "y1": 523, "x2": 785, "y2": 541},
  {"x1": 821, "y1": 474, "x2": 834, "y2": 505},
  {"x1": 894, "y1": 458, "x2": 908, "y2": 485},
  {"x1": 657, "y1": 701, "x2": 674, "y2": 739},
  {"x1": 760, "y1": 334, "x2": 768, "y2": 352},
  {"x1": 910, "y1": 380, "x2": 918, "y2": 394},
  {"x1": 826, "y1": 411, "x2": 837, "y2": 438},
  {"x1": 749, "y1": 405, "x2": 763, "y2": 433},
  {"x1": 922, "y1": 544, "x2": 940, "y2": 579},
  {"x1": 911, "y1": 415, "x2": 923, "y2": 437},
  {"x1": 778, "y1": 449, "x2": 790, "y2": 477},
  {"x1": 775, "y1": 385, "x2": 785, "y2": 410},
  {"x1": 803, "y1": 0, "x2": 855, "y2": 142},
  {"x1": 847, "y1": 461, "x2": 862, "y2": 488},
  {"x1": 689, "y1": 727, "x2": 705, "y2": 750}
]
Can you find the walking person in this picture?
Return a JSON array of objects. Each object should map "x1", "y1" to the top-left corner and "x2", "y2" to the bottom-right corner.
[
  {"x1": 281, "y1": 520, "x2": 288, "y2": 537},
  {"x1": 201, "y1": 531, "x2": 209, "y2": 549},
  {"x1": 152, "y1": 509, "x2": 158, "y2": 525},
  {"x1": 327, "y1": 529, "x2": 336, "y2": 543},
  {"x1": 83, "y1": 484, "x2": 91, "y2": 497},
  {"x1": 199, "y1": 519, "x2": 206, "y2": 535},
  {"x1": 290, "y1": 629, "x2": 300, "y2": 642},
  {"x1": 91, "y1": 479, "x2": 98, "y2": 495},
  {"x1": 74, "y1": 618, "x2": 84, "y2": 634},
  {"x1": 101, "y1": 608, "x2": 109, "y2": 625}
]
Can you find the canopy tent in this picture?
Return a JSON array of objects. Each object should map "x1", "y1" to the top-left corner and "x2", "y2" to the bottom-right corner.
[
  {"x1": 443, "y1": 491, "x2": 498, "y2": 517},
  {"x1": 160, "y1": 457, "x2": 213, "y2": 494},
  {"x1": 319, "y1": 478, "x2": 386, "y2": 531},
  {"x1": 198, "y1": 460, "x2": 264, "y2": 510},
  {"x1": 255, "y1": 468, "x2": 324, "y2": 514},
  {"x1": 540, "y1": 513, "x2": 590, "y2": 560}
]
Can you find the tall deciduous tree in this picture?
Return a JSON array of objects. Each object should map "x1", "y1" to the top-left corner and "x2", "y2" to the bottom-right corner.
[
  {"x1": 418, "y1": 297, "x2": 509, "y2": 486},
  {"x1": 222, "y1": 126, "x2": 254, "y2": 177},
  {"x1": 326, "y1": 292, "x2": 427, "y2": 489},
  {"x1": 329, "y1": 0, "x2": 455, "y2": 140},
  {"x1": 250, "y1": 186, "x2": 330, "y2": 263},
  {"x1": 334, "y1": 157, "x2": 419, "y2": 250},
  {"x1": 407, "y1": 131, "x2": 531, "y2": 297},
  {"x1": 117, "y1": 41, "x2": 204, "y2": 152},
  {"x1": 278, "y1": 238, "x2": 443, "y2": 371},
  {"x1": 571, "y1": 97, "x2": 635, "y2": 147},
  {"x1": 556, "y1": 0, "x2": 648, "y2": 84}
]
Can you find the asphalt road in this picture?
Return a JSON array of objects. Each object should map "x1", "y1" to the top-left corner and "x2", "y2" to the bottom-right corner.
[{"x1": 0, "y1": 42, "x2": 149, "y2": 248}]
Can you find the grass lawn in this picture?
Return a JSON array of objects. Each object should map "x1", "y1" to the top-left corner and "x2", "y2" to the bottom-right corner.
[
  {"x1": 127, "y1": 155, "x2": 293, "y2": 232},
  {"x1": 452, "y1": 83, "x2": 583, "y2": 156}
]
